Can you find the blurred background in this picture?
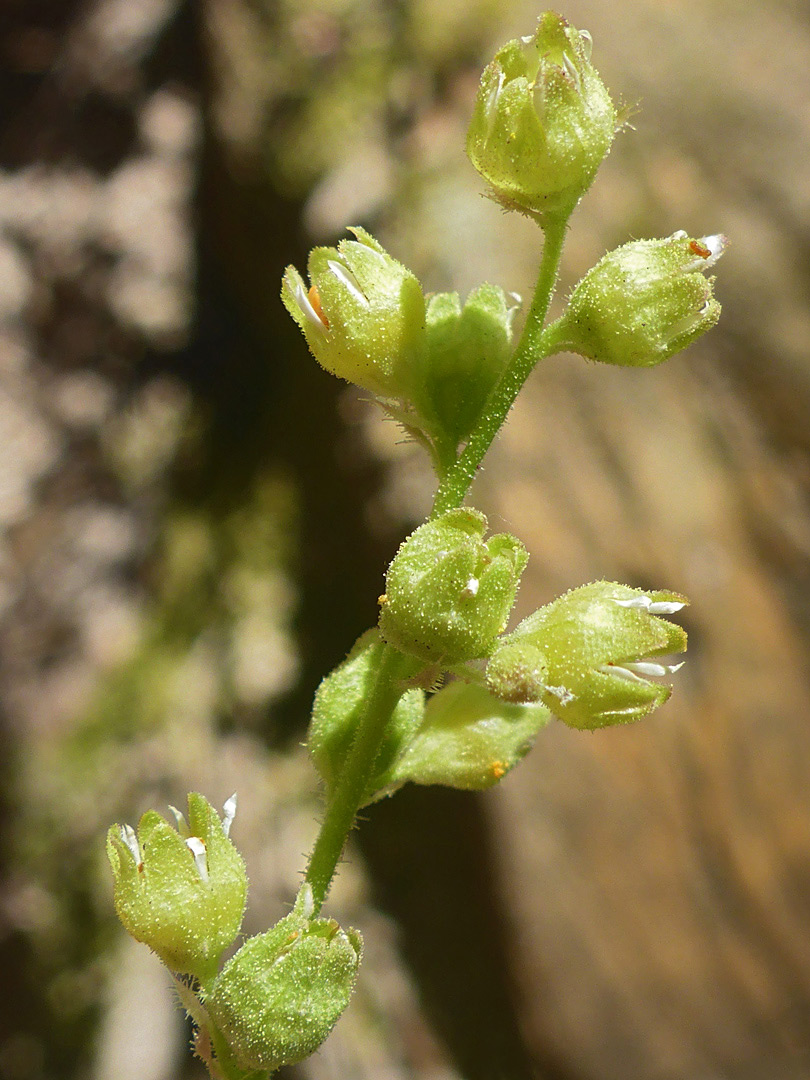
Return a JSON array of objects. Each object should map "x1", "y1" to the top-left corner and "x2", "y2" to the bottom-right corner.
[{"x1": 1, "y1": 0, "x2": 810, "y2": 1078}]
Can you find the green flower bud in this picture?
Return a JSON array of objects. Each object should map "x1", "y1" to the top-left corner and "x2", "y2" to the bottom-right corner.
[
  {"x1": 486, "y1": 582, "x2": 688, "y2": 729},
  {"x1": 208, "y1": 909, "x2": 362, "y2": 1073},
  {"x1": 417, "y1": 284, "x2": 519, "y2": 448},
  {"x1": 106, "y1": 793, "x2": 247, "y2": 984},
  {"x1": 383, "y1": 681, "x2": 550, "y2": 791},
  {"x1": 553, "y1": 232, "x2": 727, "y2": 367},
  {"x1": 378, "y1": 509, "x2": 528, "y2": 665},
  {"x1": 309, "y1": 629, "x2": 424, "y2": 806},
  {"x1": 466, "y1": 13, "x2": 616, "y2": 221},
  {"x1": 281, "y1": 226, "x2": 426, "y2": 399}
]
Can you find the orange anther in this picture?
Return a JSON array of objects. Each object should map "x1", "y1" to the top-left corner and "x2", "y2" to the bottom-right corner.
[{"x1": 308, "y1": 285, "x2": 330, "y2": 328}]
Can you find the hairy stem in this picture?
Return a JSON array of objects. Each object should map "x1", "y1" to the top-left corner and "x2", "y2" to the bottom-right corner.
[
  {"x1": 303, "y1": 642, "x2": 414, "y2": 913},
  {"x1": 430, "y1": 214, "x2": 569, "y2": 517}
]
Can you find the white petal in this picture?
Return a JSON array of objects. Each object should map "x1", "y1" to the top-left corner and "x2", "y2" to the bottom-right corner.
[
  {"x1": 168, "y1": 805, "x2": 189, "y2": 837},
  {"x1": 327, "y1": 260, "x2": 369, "y2": 306},
  {"x1": 546, "y1": 684, "x2": 575, "y2": 705},
  {"x1": 121, "y1": 824, "x2": 142, "y2": 865},
  {"x1": 486, "y1": 70, "x2": 506, "y2": 129},
  {"x1": 613, "y1": 595, "x2": 652, "y2": 610},
  {"x1": 648, "y1": 600, "x2": 686, "y2": 614},
  {"x1": 185, "y1": 837, "x2": 209, "y2": 882},
  {"x1": 601, "y1": 664, "x2": 646, "y2": 683},
  {"x1": 461, "y1": 577, "x2": 479, "y2": 598},
  {"x1": 623, "y1": 661, "x2": 668, "y2": 677},
  {"x1": 298, "y1": 883, "x2": 315, "y2": 919},
  {"x1": 222, "y1": 793, "x2": 237, "y2": 838},
  {"x1": 562, "y1": 51, "x2": 581, "y2": 92}
]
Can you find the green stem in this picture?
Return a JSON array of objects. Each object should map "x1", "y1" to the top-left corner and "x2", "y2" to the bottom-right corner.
[
  {"x1": 430, "y1": 214, "x2": 569, "y2": 517},
  {"x1": 303, "y1": 642, "x2": 412, "y2": 914}
]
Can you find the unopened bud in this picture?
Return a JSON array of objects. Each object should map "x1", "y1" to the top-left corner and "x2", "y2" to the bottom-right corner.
[
  {"x1": 309, "y1": 630, "x2": 424, "y2": 806},
  {"x1": 209, "y1": 909, "x2": 362, "y2": 1073},
  {"x1": 466, "y1": 13, "x2": 616, "y2": 221},
  {"x1": 553, "y1": 232, "x2": 726, "y2": 367},
  {"x1": 417, "y1": 284, "x2": 519, "y2": 448},
  {"x1": 379, "y1": 509, "x2": 528, "y2": 665}
]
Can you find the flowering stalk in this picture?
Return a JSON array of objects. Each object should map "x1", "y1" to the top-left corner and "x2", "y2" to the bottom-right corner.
[{"x1": 107, "y1": 13, "x2": 725, "y2": 1077}]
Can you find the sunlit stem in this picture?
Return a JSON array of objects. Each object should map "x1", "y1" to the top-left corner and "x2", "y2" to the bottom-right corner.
[
  {"x1": 302, "y1": 643, "x2": 417, "y2": 914},
  {"x1": 430, "y1": 213, "x2": 569, "y2": 516}
]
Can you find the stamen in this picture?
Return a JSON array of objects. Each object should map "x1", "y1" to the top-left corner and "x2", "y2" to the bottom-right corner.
[
  {"x1": 682, "y1": 233, "x2": 727, "y2": 273},
  {"x1": 327, "y1": 259, "x2": 369, "y2": 305},
  {"x1": 186, "y1": 837, "x2": 209, "y2": 882},
  {"x1": 222, "y1": 793, "x2": 237, "y2": 838}
]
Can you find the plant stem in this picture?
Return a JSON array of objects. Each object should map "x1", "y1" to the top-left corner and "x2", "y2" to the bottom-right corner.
[
  {"x1": 303, "y1": 642, "x2": 412, "y2": 914},
  {"x1": 430, "y1": 214, "x2": 569, "y2": 517}
]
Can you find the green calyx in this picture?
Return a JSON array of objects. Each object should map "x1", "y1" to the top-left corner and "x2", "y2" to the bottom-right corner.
[
  {"x1": 208, "y1": 906, "x2": 362, "y2": 1073},
  {"x1": 486, "y1": 581, "x2": 688, "y2": 729},
  {"x1": 106, "y1": 793, "x2": 247, "y2": 985},
  {"x1": 308, "y1": 629, "x2": 425, "y2": 806},
  {"x1": 382, "y1": 681, "x2": 551, "y2": 791},
  {"x1": 281, "y1": 226, "x2": 426, "y2": 399},
  {"x1": 551, "y1": 231, "x2": 727, "y2": 367},
  {"x1": 378, "y1": 508, "x2": 528, "y2": 666},
  {"x1": 466, "y1": 12, "x2": 617, "y2": 222},
  {"x1": 416, "y1": 284, "x2": 519, "y2": 451}
]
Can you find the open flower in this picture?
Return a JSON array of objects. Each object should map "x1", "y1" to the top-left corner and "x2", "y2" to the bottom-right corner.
[
  {"x1": 486, "y1": 581, "x2": 688, "y2": 729},
  {"x1": 281, "y1": 227, "x2": 426, "y2": 400},
  {"x1": 106, "y1": 793, "x2": 247, "y2": 984}
]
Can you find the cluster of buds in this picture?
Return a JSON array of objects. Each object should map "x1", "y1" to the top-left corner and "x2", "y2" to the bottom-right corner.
[
  {"x1": 282, "y1": 230, "x2": 523, "y2": 462},
  {"x1": 108, "y1": 797, "x2": 361, "y2": 1075},
  {"x1": 107, "y1": 12, "x2": 724, "y2": 1076}
]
